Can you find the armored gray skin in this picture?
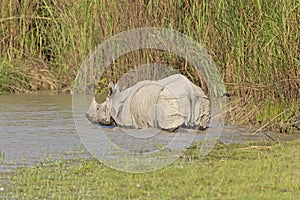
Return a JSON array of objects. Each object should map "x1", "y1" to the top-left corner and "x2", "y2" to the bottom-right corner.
[{"x1": 86, "y1": 74, "x2": 210, "y2": 131}]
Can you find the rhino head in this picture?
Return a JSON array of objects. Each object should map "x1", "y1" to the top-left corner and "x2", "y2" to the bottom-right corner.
[{"x1": 86, "y1": 82, "x2": 117, "y2": 126}]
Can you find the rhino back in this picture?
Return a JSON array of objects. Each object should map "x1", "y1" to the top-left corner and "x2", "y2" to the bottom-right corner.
[{"x1": 110, "y1": 74, "x2": 210, "y2": 129}]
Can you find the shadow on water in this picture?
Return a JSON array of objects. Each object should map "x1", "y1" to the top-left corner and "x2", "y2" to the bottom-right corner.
[{"x1": 0, "y1": 94, "x2": 298, "y2": 173}]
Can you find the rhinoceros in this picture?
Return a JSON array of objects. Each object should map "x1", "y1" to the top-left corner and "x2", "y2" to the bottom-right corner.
[{"x1": 86, "y1": 74, "x2": 210, "y2": 131}]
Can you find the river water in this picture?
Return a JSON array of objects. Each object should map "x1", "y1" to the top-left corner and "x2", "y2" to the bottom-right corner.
[
  {"x1": 0, "y1": 94, "x2": 90, "y2": 173},
  {"x1": 0, "y1": 94, "x2": 298, "y2": 173}
]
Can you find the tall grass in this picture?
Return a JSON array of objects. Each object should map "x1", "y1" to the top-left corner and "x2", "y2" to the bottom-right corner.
[{"x1": 0, "y1": 0, "x2": 299, "y2": 131}]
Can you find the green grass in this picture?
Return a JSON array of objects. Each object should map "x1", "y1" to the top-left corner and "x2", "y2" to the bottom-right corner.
[{"x1": 2, "y1": 139, "x2": 300, "y2": 199}]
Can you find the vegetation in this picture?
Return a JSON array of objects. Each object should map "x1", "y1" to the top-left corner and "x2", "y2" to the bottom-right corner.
[
  {"x1": 2, "y1": 139, "x2": 299, "y2": 199},
  {"x1": 0, "y1": 151, "x2": 4, "y2": 164},
  {"x1": 0, "y1": 0, "x2": 299, "y2": 131}
]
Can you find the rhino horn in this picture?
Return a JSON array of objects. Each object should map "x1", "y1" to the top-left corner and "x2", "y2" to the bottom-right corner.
[{"x1": 86, "y1": 97, "x2": 99, "y2": 124}]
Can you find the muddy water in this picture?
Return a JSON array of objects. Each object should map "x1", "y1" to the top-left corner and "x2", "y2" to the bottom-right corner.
[
  {"x1": 0, "y1": 94, "x2": 298, "y2": 173},
  {"x1": 0, "y1": 94, "x2": 89, "y2": 173}
]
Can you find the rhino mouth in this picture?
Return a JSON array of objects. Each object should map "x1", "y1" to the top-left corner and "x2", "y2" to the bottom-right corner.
[
  {"x1": 85, "y1": 113, "x2": 116, "y2": 126},
  {"x1": 85, "y1": 113, "x2": 99, "y2": 124}
]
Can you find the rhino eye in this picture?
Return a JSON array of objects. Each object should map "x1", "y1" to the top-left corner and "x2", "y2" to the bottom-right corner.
[{"x1": 97, "y1": 108, "x2": 99, "y2": 111}]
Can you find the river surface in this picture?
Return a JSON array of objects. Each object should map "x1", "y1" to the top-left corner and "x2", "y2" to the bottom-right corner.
[{"x1": 0, "y1": 94, "x2": 298, "y2": 173}]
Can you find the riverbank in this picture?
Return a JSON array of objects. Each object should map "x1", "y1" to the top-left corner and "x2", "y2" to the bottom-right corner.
[{"x1": 1, "y1": 139, "x2": 299, "y2": 199}]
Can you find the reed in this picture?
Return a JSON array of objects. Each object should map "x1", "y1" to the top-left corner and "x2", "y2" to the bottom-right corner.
[
  {"x1": 0, "y1": 151, "x2": 4, "y2": 164},
  {"x1": 0, "y1": 0, "x2": 299, "y2": 131}
]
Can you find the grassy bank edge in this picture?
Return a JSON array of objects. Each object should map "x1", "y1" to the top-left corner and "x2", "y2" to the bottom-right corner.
[{"x1": 1, "y1": 139, "x2": 299, "y2": 199}]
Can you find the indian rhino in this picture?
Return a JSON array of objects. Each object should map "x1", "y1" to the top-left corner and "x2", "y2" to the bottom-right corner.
[{"x1": 86, "y1": 74, "x2": 210, "y2": 131}]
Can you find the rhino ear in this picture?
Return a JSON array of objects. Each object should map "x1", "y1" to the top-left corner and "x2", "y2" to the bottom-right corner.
[
  {"x1": 108, "y1": 81, "x2": 115, "y2": 97},
  {"x1": 114, "y1": 82, "x2": 121, "y2": 93}
]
